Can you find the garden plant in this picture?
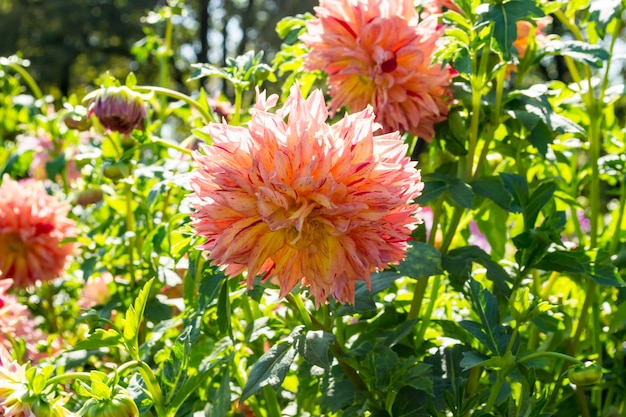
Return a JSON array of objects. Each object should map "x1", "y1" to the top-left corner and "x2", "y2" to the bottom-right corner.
[{"x1": 1, "y1": 0, "x2": 626, "y2": 416}]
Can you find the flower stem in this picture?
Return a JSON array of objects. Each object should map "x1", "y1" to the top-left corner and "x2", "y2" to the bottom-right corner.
[
  {"x1": 233, "y1": 85, "x2": 245, "y2": 126},
  {"x1": 135, "y1": 86, "x2": 215, "y2": 125},
  {"x1": 45, "y1": 372, "x2": 92, "y2": 387},
  {"x1": 517, "y1": 351, "x2": 583, "y2": 365},
  {"x1": 125, "y1": 182, "x2": 137, "y2": 289},
  {"x1": 152, "y1": 137, "x2": 193, "y2": 156},
  {"x1": 5, "y1": 61, "x2": 43, "y2": 100}
]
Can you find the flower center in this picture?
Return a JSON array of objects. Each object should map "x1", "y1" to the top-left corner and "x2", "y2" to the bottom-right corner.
[
  {"x1": 5, "y1": 233, "x2": 25, "y2": 254},
  {"x1": 380, "y1": 56, "x2": 397, "y2": 73}
]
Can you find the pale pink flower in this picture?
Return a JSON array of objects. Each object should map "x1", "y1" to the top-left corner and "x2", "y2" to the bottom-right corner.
[
  {"x1": 302, "y1": 0, "x2": 453, "y2": 141},
  {"x1": 0, "y1": 175, "x2": 77, "y2": 288},
  {"x1": 78, "y1": 272, "x2": 113, "y2": 310},
  {"x1": 16, "y1": 133, "x2": 81, "y2": 183},
  {"x1": 0, "y1": 280, "x2": 49, "y2": 362},
  {"x1": 0, "y1": 347, "x2": 31, "y2": 417},
  {"x1": 190, "y1": 86, "x2": 423, "y2": 305}
]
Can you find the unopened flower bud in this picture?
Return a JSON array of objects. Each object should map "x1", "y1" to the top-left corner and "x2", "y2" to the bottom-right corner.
[
  {"x1": 79, "y1": 389, "x2": 139, "y2": 417},
  {"x1": 63, "y1": 108, "x2": 92, "y2": 131},
  {"x1": 88, "y1": 86, "x2": 147, "y2": 134},
  {"x1": 76, "y1": 188, "x2": 104, "y2": 206}
]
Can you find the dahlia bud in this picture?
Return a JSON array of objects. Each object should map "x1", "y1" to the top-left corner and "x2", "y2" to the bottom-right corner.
[
  {"x1": 63, "y1": 106, "x2": 92, "y2": 131},
  {"x1": 88, "y1": 86, "x2": 147, "y2": 134},
  {"x1": 75, "y1": 188, "x2": 104, "y2": 206},
  {"x1": 79, "y1": 387, "x2": 139, "y2": 417}
]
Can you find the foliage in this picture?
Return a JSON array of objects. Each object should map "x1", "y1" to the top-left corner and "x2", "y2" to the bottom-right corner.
[{"x1": 1, "y1": 0, "x2": 626, "y2": 416}]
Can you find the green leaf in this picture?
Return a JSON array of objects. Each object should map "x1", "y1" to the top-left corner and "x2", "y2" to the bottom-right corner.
[
  {"x1": 209, "y1": 369, "x2": 231, "y2": 417},
  {"x1": 479, "y1": 0, "x2": 544, "y2": 59},
  {"x1": 391, "y1": 386, "x2": 431, "y2": 417},
  {"x1": 542, "y1": 40, "x2": 610, "y2": 68},
  {"x1": 459, "y1": 351, "x2": 490, "y2": 371},
  {"x1": 466, "y1": 279, "x2": 502, "y2": 355},
  {"x1": 71, "y1": 329, "x2": 123, "y2": 351},
  {"x1": 217, "y1": 278, "x2": 233, "y2": 340},
  {"x1": 525, "y1": 180, "x2": 556, "y2": 229},
  {"x1": 199, "y1": 268, "x2": 228, "y2": 312},
  {"x1": 398, "y1": 242, "x2": 442, "y2": 280},
  {"x1": 470, "y1": 177, "x2": 512, "y2": 211},
  {"x1": 589, "y1": 0, "x2": 621, "y2": 38},
  {"x1": 297, "y1": 331, "x2": 335, "y2": 370},
  {"x1": 450, "y1": 180, "x2": 475, "y2": 208},
  {"x1": 500, "y1": 173, "x2": 528, "y2": 213},
  {"x1": 241, "y1": 337, "x2": 299, "y2": 401},
  {"x1": 444, "y1": 246, "x2": 512, "y2": 296},
  {"x1": 123, "y1": 279, "x2": 155, "y2": 354},
  {"x1": 90, "y1": 380, "x2": 112, "y2": 400}
]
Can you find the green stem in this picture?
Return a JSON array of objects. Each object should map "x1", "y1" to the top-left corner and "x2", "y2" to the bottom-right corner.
[
  {"x1": 466, "y1": 38, "x2": 490, "y2": 181},
  {"x1": 414, "y1": 275, "x2": 441, "y2": 346},
  {"x1": 285, "y1": 293, "x2": 316, "y2": 330},
  {"x1": 408, "y1": 205, "x2": 463, "y2": 321},
  {"x1": 136, "y1": 360, "x2": 166, "y2": 417},
  {"x1": 6, "y1": 61, "x2": 43, "y2": 100},
  {"x1": 262, "y1": 385, "x2": 282, "y2": 417},
  {"x1": 152, "y1": 137, "x2": 193, "y2": 156},
  {"x1": 125, "y1": 182, "x2": 137, "y2": 289},
  {"x1": 472, "y1": 65, "x2": 506, "y2": 180},
  {"x1": 233, "y1": 86, "x2": 244, "y2": 126},
  {"x1": 570, "y1": 281, "x2": 596, "y2": 353},
  {"x1": 45, "y1": 372, "x2": 92, "y2": 387},
  {"x1": 135, "y1": 86, "x2": 215, "y2": 125},
  {"x1": 483, "y1": 368, "x2": 507, "y2": 413},
  {"x1": 609, "y1": 182, "x2": 626, "y2": 254},
  {"x1": 517, "y1": 351, "x2": 583, "y2": 365}
]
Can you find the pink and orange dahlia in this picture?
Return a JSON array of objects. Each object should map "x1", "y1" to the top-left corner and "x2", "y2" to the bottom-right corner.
[
  {"x1": 302, "y1": 0, "x2": 453, "y2": 141},
  {"x1": 190, "y1": 86, "x2": 423, "y2": 305},
  {"x1": 0, "y1": 175, "x2": 77, "y2": 288}
]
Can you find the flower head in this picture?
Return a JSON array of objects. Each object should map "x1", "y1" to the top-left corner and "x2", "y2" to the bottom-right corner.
[
  {"x1": 302, "y1": 0, "x2": 453, "y2": 141},
  {"x1": 0, "y1": 175, "x2": 77, "y2": 288},
  {"x1": 513, "y1": 16, "x2": 552, "y2": 58},
  {"x1": 0, "y1": 348, "x2": 75, "y2": 417},
  {"x1": 88, "y1": 86, "x2": 147, "y2": 134},
  {"x1": 0, "y1": 347, "x2": 30, "y2": 417},
  {"x1": 78, "y1": 272, "x2": 113, "y2": 310},
  {"x1": 190, "y1": 86, "x2": 422, "y2": 305}
]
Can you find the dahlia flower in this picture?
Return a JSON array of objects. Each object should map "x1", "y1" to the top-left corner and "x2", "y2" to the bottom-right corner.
[
  {"x1": 0, "y1": 280, "x2": 49, "y2": 362},
  {"x1": 78, "y1": 272, "x2": 113, "y2": 310},
  {"x1": 88, "y1": 86, "x2": 147, "y2": 134},
  {"x1": 0, "y1": 175, "x2": 77, "y2": 288},
  {"x1": 0, "y1": 347, "x2": 30, "y2": 417},
  {"x1": 190, "y1": 86, "x2": 423, "y2": 305},
  {"x1": 302, "y1": 0, "x2": 453, "y2": 141},
  {"x1": 513, "y1": 17, "x2": 552, "y2": 58},
  {"x1": 16, "y1": 133, "x2": 81, "y2": 182}
]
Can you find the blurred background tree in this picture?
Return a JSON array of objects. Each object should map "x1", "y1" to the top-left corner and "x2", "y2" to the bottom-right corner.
[{"x1": 0, "y1": 0, "x2": 315, "y2": 99}]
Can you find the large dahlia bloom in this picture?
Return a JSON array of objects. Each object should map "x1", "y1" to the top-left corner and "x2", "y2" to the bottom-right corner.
[
  {"x1": 190, "y1": 86, "x2": 423, "y2": 305},
  {"x1": 302, "y1": 0, "x2": 453, "y2": 141},
  {"x1": 0, "y1": 175, "x2": 77, "y2": 288}
]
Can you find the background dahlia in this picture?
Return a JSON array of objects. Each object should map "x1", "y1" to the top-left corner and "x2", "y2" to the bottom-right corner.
[
  {"x1": 302, "y1": 0, "x2": 453, "y2": 141},
  {"x1": 0, "y1": 280, "x2": 49, "y2": 362},
  {"x1": 0, "y1": 175, "x2": 77, "y2": 288},
  {"x1": 190, "y1": 86, "x2": 422, "y2": 305}
]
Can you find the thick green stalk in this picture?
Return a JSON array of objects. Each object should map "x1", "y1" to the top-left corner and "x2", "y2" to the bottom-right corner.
[
  {"x1": 125, "y1": 182, "x2": 137, "y2": 289},
  {"x1": 232, "y1": 85, "x2": 245, "y2": 126},
  {"x1": 135, "y1": 86, "x2": 215, "y2": 125}
]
